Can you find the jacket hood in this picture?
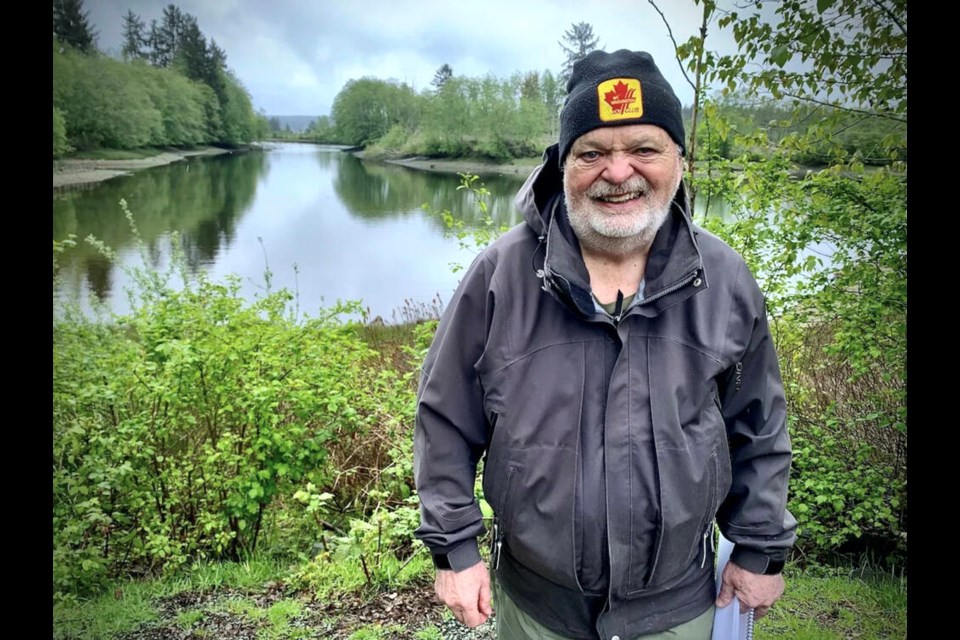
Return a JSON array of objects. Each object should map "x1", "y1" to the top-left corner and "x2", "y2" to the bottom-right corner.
[{"x1": 514, "y1": 143, "x2": 705, "y2": 318}]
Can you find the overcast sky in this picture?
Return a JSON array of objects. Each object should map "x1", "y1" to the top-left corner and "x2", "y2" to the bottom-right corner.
[{"x1": 82, "y1": 0, "x2": 741, "y2": 116}]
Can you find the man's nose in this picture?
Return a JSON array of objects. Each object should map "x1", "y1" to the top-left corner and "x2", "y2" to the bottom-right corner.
[{"x1": 600, "y1": 153, "x2": 636, "y2": 185}]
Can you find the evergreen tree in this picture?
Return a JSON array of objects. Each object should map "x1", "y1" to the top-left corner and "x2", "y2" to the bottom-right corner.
[
  {"x1": 431, "y1": 63, "x2": 453, "y2": 91},
  {"x1": 175, "y1": 15, "x2": 208, "y2": 82},
  {"x1": 53, "y1": 0, "x2": 98, "y2": 53},
  {"x1": 559, "y1": 22, "x2": 600, "y2": 84},
  {"x1": 520, "y1": 71, "x2": 541, "y2": 102},
  {"x1": 149, "y1": 4, "x2": 185, "y2": 68},
  {"x1": 121, "y1": 10, "x2": 148, "y2": 61},
  {"x1": 541, "y1": 69, "x2": 561, "y2": 115},
  {"x1": 206, "y1": 39, "x2": 228, "y2": 100}
]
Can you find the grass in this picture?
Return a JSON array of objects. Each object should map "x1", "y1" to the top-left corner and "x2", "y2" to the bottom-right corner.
[
  {"x1": 174, "y1": 608, "x2": 205, "y2": 629},
  {"x1": 290, "y1": 547, "x2": 433, "y2": 602},
  {"x1": 347, "y1": 623, "x2": 408, "y2": 640},
  {"x1": 53, "y1": 583, "x2": 159, "y2": 640},
  {"x1": 53, "y1": 556, "x2": 296, "y2": 639},
  {"x1": 53, "y1": 551, "x2": 906, "y2": 640},
  {"x1": 755, "y1": 565, "x2": 907, "y2": 639},
  {"x1": 413, "y1": 626, "x2": 443, "y2": 640}
]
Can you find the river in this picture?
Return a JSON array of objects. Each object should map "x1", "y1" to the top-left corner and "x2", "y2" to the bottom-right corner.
[
  {"x1": 53, "y1": 142, "x2": 536, "y2": 322},
  {"x1": 53, "y1": 142, "x2": 748, "y2": 322}
]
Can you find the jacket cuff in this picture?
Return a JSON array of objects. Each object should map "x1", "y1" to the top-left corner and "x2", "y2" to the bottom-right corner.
[
  {"x1": 729, "y1": 546, "x2": 786, "y2": 575},
  {"x1": 431, "y1": 539, "x2": 482, "y2": 572}
]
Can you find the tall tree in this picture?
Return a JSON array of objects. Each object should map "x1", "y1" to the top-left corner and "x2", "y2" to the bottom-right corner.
[
  {"x1": 431, "y1": 63, "x2": 453, "y2": 91},
  {"x1": 121, "y1": 10, "x2": 148, "y2": 61},
  {"x1": 53, "y1": 0, "x2": 98, "y2": 53},
  {"x1": 541, "y1": 69, "x2": 562, "y2": 137},
  {"x1": 149, "y1": 4, "x2": 185, "y2": 68},
  {"x1": 519, "y1": 71, "x2": 541, "y2": 102},
  {"x1": 174, "y1": 14, "x2": 208, "y2": 82},
  {"x1": 559, "y1": 22, "x2": 600, "y2": 84},
  {"x1": 205, "y1": 39, "x2": 228, "y2": 101}
]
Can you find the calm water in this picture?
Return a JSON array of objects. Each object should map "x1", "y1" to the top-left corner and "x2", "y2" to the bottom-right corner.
[
  {"x1": 53, "y1": 143, "x2": 751, "y2": 321},
  {"x1": 53, "y1": 143, "x2": 531, "y2": 321}
]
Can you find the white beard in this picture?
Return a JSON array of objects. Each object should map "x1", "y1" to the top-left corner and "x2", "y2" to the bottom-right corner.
[{"x1": 564, "y1": 172, "x2": 681, "y2": 257}]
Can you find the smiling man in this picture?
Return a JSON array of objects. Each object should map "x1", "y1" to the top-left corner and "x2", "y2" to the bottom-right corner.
[{"x1": 413, "y1": 50, "x2": 796, "y2": 640}]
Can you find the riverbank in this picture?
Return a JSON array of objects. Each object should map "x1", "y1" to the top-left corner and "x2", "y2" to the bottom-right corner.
[
  {"x1": 53, "y1": 146, "x2": 236, "y2": 189},
  {"x1": 355, "y1": 150, "x2": 542, "y2": 179}
]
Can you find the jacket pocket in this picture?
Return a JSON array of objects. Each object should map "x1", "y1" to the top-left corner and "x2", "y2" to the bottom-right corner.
[
  {"x1": 496, "y1": 466, "x2": 519, "y2": 532},
  {"x1": 485, "y1": 447, "x2": 582, "y2": 590},
  {"x1": 630, "y1": 445, "x2": 728, "y2": 594},
  {"x1": 490, "y1": 465, "x2": 516, "y2": 570}
]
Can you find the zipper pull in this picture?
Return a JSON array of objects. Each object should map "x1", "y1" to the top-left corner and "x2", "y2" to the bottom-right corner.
[
  {"x1": 700, "y1": 528, "x2": 710, "y2": 569},
  {"x1": 495, "y1": 539, "x2": 503, "y2": 570}
]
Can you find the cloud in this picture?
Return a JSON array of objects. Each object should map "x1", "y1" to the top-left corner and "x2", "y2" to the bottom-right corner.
[{"x1": 84, "y1": 0, "x2": 725, "y2": 115}]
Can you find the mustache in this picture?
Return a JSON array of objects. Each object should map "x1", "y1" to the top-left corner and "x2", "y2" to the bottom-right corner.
[{"x1": 585, "y1": 176, "x2": 649, "y2": 198}]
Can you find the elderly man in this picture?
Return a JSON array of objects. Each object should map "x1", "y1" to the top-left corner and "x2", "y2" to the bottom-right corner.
[{"x1": 413, "y1": 49, "x2": 796, "y2": 640}]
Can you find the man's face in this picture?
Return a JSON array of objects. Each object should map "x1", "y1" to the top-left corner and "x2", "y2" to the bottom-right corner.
[{"x1": 563, "y1": 124, "x2": 683, "y2": 257}]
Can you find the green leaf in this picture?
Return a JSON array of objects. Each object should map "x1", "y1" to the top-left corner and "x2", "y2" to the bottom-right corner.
[
  {"x1": 770, "y1": 45, "x2": 791, "y2": 68},
  {"x1": 817, "y1": 0, "x2": 836, "y2": 14}
]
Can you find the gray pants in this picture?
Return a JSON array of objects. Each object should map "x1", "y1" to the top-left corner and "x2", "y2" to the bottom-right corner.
[{"x1": 493, "y1": 578, "x2": 715, "y2": 640}]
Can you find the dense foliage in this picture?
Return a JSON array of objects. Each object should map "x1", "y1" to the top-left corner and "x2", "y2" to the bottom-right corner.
[
  {"x1": 53, "y1": 36, "x2": 265, "y2": 151},
  {"x1": 52, "y1": 1, "x2": 268, "y2": 154},
  {"x1": 53, "y1": 0, "x2": 98, "y2": 53},
  {"x1": 54, "y1": 219, "x2": 423, "y2": 600},
  {"x1": 328, "y1": 73, "x2": 556, "y2": 161},
  {"x1": 675, "y1": 0, "x2": 906, "y2": 564},
  {"x1": 52, "y1": 0, "x2": 907, "y2": 607}
]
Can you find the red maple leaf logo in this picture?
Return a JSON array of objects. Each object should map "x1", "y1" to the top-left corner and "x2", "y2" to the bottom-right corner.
[{"x1": 604, "y1": 81, "x2": 636, "y2": 114}]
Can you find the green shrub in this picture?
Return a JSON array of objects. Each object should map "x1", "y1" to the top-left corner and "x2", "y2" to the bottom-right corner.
[
  {"x1": 53, "y1": 106, "x2": 71, "y2": 158},
  {"x1": 53, "y1": 215, "x2": 411, "y2": 599}
]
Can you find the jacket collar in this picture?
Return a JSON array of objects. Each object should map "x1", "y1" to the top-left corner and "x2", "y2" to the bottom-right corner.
[{"x1": 516, "y1": 144, "x2": 705, "y2": 319}]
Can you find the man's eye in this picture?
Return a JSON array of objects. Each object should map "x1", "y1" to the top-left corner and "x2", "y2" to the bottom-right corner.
[{"x1": 580, "y1": 151, "x2": 601, "y2": 161}]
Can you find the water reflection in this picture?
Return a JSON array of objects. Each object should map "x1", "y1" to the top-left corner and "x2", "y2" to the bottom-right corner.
[
  {"x1": 53, "y1": 151, "x2": 269, "y2": 303},
  {"x1": 333, "y1": 153, "x2": 524, "y2": 230},
  {"x1": 55, "y1": 141, "x2": 777, "y2": 321},
  {"x1": 53, "y1": 144, "x2": 529, "y2": 319}
]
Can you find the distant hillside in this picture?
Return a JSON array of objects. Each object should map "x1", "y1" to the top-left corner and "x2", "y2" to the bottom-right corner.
[{"x1": 267, "y1": 115, "x2": 321, "y2": 133}]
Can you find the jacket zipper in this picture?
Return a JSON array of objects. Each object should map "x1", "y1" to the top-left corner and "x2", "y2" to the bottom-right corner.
[
  {"x1": 492, "y1": 467, "x2": 517, "y2": 571},
  {"x1": 638, "y1": 269, "x2": 702, "y2": 307},
  {"x1": 612, "y1": 269, "x2": 702, "y2": 326},
  {"x1": 700, "y1": 525, "x2": 712, "y2": 569}
]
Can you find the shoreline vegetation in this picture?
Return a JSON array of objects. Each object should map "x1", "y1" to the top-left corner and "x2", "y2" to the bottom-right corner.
[
  {"x1": 52, "y1": 143, "x2": 544, "y2": 190},
  {"x1": 53, "y1": 142, "x2": 894, "y2": 192}
]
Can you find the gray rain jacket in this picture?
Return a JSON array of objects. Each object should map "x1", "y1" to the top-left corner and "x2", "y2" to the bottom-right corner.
[{"x1": 413, "y1": 144, "x2": 796, "y2": 639}]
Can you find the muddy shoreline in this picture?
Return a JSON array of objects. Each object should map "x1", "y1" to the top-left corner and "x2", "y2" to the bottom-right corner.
[
  {"x1": 53, "y1": 144, "x2": 542, "y2": 191},
  {"x1": 371, "y1": 154, "x2": 540, "y2": 179},
  {"x1": 53, "y1": 146, "x2": 236, "y2": 189}
]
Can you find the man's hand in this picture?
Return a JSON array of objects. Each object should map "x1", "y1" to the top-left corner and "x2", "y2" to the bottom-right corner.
[
  {"x1": 716, "y1": 560, "x2": 785, "y2": 619},
  {"x1": 435, "y1": 561, "x2": 493, "y2": 627}
]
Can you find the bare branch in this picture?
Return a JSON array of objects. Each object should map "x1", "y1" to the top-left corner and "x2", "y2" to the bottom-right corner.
[
  {"x1": 779, "y1": 91, "x2": 907, "y2": 123},
  {"x1": 868, "y1": 0, "x2": 907, "y2": 37},
  {"x1": 647, "y1": 0, "x2": 696, "y2": 94}
]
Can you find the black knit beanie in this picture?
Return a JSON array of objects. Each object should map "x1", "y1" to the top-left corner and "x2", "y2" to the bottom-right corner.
[{"x1": 558, "y1": 49, "x2": 685, "y2": 167}]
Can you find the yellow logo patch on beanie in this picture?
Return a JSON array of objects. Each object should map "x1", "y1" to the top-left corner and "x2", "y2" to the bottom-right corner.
[{"x1": 598, "y1": 78, "x2": 643, "y2": 121}]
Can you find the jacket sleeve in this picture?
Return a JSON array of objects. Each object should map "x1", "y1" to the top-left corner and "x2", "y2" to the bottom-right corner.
[
  {"x1": 413, "y1": 250, "x2": 496, "y2": 571},
  {"x1": 715, "y1": 260, "x2": 797, "y2": 574}
]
